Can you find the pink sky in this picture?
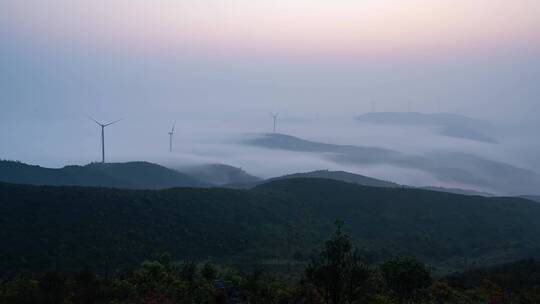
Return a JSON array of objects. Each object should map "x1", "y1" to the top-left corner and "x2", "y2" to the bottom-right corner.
[{"x1": 2, "y1": 0, "x2": 540, "y2": 55}]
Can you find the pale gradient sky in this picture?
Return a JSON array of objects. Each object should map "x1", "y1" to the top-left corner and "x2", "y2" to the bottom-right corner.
[
  {"x1": 0, "y1": 1, "x2": 539, "y2": 189},
  {"x1": 2, "y1": 0, "x2": 540, "y2": 54}
]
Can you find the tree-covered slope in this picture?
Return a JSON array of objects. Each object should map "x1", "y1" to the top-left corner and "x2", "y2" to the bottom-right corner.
[
  {"x1": 224, "y1": 169, "x2": 399, "y2": 189},
  {"x1": 272, "y1": 170, "x2": 398, "y2": 188},
  {"x1": 0, "y1": 160, "x2": 205, "y2": 189},
  {"x1": 85, "y1": 162, "x2": 206, "y2": 188},
  {"x1": 1, "y1": 178, "x2": 540, "y2": 275},
  {"x1": 445, "y1": 258, "x2": 540, "y2": 295},
  {"x1": 254, "y1": 179, "x2": 540, "y2": 263}
]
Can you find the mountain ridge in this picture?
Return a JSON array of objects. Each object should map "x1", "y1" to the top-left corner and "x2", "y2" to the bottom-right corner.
[
  {"x1": 0, "y1": 160, "x2": 206, "y2": 189},
  {"x1": 224, "y1": 169, "x2": 399, "y2": 189},
  {"x1": 243, "y1": 133, "x2": 540, "y2": 195}
]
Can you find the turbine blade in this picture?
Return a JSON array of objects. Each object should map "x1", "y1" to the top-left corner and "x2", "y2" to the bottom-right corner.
[
  {"x1": 87, "y1": 115, "x2": 102, "y2": 126},
  {"x1": 104, "y1": 118, "x2": 123, "y2": 127},
  {"x1": 171, "y1": 121, "x2": 176, "y2": 133}
]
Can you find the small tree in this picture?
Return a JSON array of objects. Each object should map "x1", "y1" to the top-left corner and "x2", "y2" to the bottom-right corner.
[
  {"x1": 180, "y1": 260, "x2": 197, "y2": 284},
  {"x1": 73, "y1": 268, "x2": 101, "y2": 304},
  {"x1": 305, "y1": 221, "x2": 372, "y2": 304},
  {"x1": 380, "y1": 257, "x2": 432, "y2": 303},
  {"x1": 39, "y1": 270, "x2": 67, "y2": 304},
  {"x1": 201, "y1": 261, "x2": 218, "y2": 281}
]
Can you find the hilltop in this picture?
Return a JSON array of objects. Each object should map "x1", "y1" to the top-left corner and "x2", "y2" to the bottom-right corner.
[
  {"x1": 224, "y1": 169, "x2": 399, "y2": 189},
  {"x1": 226, "y1": 169, "x2": 492, "y2": 197},
  {"x1": 243, "y1": 133, "x2": 540, "y2": 195},
  {"x1": 0, "y1": 160, "x2": 206, "y2": 189}
]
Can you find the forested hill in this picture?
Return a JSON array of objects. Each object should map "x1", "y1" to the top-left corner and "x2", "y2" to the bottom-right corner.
[
  {"x1": 224, "y1": 169, "x2": 399, "y2": 189},
  {"x1": 0, "y1": 160, "x2": 206, "y2": 189},
  {"x1": 1, "y1": 178, "x2": 540, "y2": 275}
]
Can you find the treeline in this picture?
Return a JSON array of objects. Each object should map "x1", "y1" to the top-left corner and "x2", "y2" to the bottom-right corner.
[{"x1": 2, "y1": 223, "x2": 540, "y2": 304}]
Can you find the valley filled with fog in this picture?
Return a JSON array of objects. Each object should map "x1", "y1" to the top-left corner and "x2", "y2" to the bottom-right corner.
[{"x1": 2, "y1": 109, "x2": 539, "y2": 195}]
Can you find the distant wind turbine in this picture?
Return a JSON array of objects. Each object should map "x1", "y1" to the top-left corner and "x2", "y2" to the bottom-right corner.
[
  {"x1": 272, "y1": 113, "x2": 278, "y2": 133},
  {"x1": 168, "y1": 122, "x2": 175, "y2": 152},
  {"x1": 89, "y1": 116, "x2": 122, "y2": 163}
]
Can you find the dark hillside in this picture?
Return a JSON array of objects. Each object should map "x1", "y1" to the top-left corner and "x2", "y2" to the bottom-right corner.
[
  {"x1": 1, "y1": 178, "x2": 540, "y2": 274},
  {"x1": 223, "y1": 169, "x2": 399, "y2": 189},
  {"x1": 0, "y1": 160, "x2": 205, "y2": 189}
]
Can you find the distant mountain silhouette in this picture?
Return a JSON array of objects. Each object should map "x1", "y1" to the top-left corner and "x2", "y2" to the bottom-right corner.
[
  {"x1": 243, "y1": 133, "x2": 540, "y2": 195},
  {"x1": 245, "y1": 133, "x2": 398, "y2": 162},
  {"x1": 224, "y1": 169, "x2": 399, "y2": 189},
  {"x1": 226, "y1": 169, "x2": 493, "y2": 197},
  {"x1": 177, "y1": 163, "x2": 261, "y2": 186},
  {"x1": 420, "y1": 186, "x2": 492, "y2": 197},
  {"x1": 0, "y1": 160, "x2": 206, "y2": 189},
  {"x1": 274, "y1": 170, "x2": 399, "y2": 187},
  {"x1": 355, "y1": 112, "x2": 498, "y2": 143},
  {"x1": 521, "y1": 196, "x2": 540, "y2": 203}
]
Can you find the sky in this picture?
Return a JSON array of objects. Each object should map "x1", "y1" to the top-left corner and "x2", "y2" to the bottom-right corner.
[{"x1": 1, "y1": 1, "x2": 540, "y2": 191}]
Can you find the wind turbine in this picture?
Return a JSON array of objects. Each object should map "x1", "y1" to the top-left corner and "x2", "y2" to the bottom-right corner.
[
  {"x1": 272, "y1": 113, "x2": 278, "y2": 133},
  {"x1": 89, "y1": 117, "x2": 122, "y2": 163},
  {"x1": 168, "y1": 122, "x2": 175, "y2": 152}
]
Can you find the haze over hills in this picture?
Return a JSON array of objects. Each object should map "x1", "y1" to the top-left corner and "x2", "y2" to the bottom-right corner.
[
  {"x1": 0, "y1": 158, "x2": 495, "y2": 197},
  {"x1": 355, "y1": 112, "x2": 498, "y2": 144},
  {"x1": 0, "y1": 160, "x2": 206, "y2": 189},
  {"x1": 267, "y1": 170, "x2": 399, "y2": 188},
  {"x1": 244, "y1": 132, "x2": 397, "y2": 160},
  {"x1": 420, "y1": 186, "x2": 493, "y2": 197},
  {"x1": 177, "y1": 163, "x2": 261, "y2": 186},
  {"x1": 224, "y1": 169, "x2": 400, "y2": 189},
  {"x1": 226, "y1": 169, "x2": 493, "y2": 197},
  {"x1": 243, "y1": 133, "x2": 540, "y2": 195},
  {"x1": 2, "y1": 178, "x2": 540, "y2": 275}
]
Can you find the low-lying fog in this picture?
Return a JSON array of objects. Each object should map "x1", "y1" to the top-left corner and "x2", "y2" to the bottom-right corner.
[
  {"x1": 1, "y1": 39, "x2": 539, "y2": 195},
  {"x1": 2, "y1": 109, "x2": 540, "y2": 194}
]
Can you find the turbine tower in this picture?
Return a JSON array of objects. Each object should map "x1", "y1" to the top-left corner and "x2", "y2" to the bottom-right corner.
[
  {"x1": 168, "y1": 122, "x2": 175, "y2": 152},
  {"x1": 89, "y1": 117, "x2": 122, "y2": 163},
  {"x1": 272, "y1": 113, "x2": 278, "y2": 133}
]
